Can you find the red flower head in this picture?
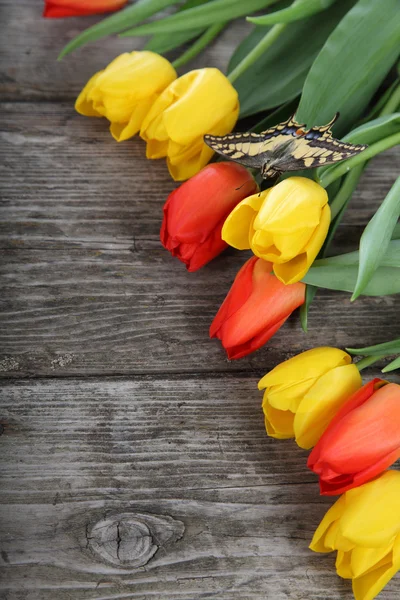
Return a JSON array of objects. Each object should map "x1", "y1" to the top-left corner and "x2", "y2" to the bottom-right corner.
[
  {"x1": 161, "y1": 162, "x2": 258, "y2": 272},
  {"x1": 308, "y1": 379, "x2": 400, "y2": 495},
  {"x1": 43, "y1": 0, "x2": 127, "y2": 17},
  {"x1": 210, "y1": 256, "x2": 306, "y2": 359}
]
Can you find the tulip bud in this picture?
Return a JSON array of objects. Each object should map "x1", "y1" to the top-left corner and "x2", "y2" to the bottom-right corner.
[
  {"x1": 140, "y1": 68, "x2": 239, "y2": 181},
  {"x1": 310, "y1": 470, "x2": 400, "y2": 600},
  {"x1": 258, "y1": 347, "x2": 362, "y2": 448},
  {"x1": 161, "y1": 162, "x2": 258, "y2": 272},
  {"x1": 44, "y1": 0, "x2": 127, "y2": 17},
  {"x1": 222, "y1": 176, "x2": 330, "y2": 284},
  {"x1": 308, "y1": 379, "x2": 400, "y2": 495},
  {"x1": 210, "y1": 256, "x2": 305, "y2": 359},
  {"x1": 75, "y1": 51, "x2": 177, "y2": 141}
]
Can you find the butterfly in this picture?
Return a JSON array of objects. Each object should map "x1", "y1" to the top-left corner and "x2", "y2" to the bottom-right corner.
[{"x1": 204, "y1": 113, "x2": 367, "y2": 180}]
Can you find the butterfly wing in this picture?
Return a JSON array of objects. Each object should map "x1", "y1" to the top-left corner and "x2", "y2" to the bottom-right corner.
[
  {"x1": 204, "y1": 113, "x2": 367, "y2": 174},
  {"x1": 204, "y1": 131, "x2": 268, "y2": 169},
  {"x1": 260, "y1": 113, "x2": 367, "y2": 171}
]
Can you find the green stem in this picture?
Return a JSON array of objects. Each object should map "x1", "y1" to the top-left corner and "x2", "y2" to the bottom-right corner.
[
  {"x1": 329, "y1": 163, "x2": 365, "y2": 220},
  {"x1": 379, "y1": 82, "x2": 400, "y2": 116},
  {"x1": 171, "y1": 22, "x2": 226, "y2": 69},
  {"x1": 356, "y1": 355, "x2": 381, "y2": 372},
  {"x1": 320, "y1": 132, "x2": 400, "y2": 188},
  {"x1": 228, "y1": 23, "x2": 286, "y2": 84}
]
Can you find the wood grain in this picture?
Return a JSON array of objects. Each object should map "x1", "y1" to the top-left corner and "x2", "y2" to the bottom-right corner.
[{"x1": 1, "y1": 377, "x2": 399, "y2": 599}]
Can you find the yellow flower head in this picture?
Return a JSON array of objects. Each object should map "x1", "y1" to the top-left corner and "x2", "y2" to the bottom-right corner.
[
  {"x1": 258, "y1": 347, "x2": 361, "y2": 449},
  {"x1": 310, "y1": 470, "x2": 400, "y2": 600},
  {"x1": 140, "y1": 68, "x2": 239, "y2": 181},
  {"x1": 222, "y1": 176, "x2": 330, "y2": 284},
  {"x1": 75, "y1": 51, "x2": 177, "y2": 141}
]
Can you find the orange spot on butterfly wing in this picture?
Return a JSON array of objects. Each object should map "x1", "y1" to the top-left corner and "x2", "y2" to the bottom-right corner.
[{"x1": 295, "y1": 128, "x2": 306, "y2": 136}]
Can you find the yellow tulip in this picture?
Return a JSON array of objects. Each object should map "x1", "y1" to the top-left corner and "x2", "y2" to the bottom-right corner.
[
  {"x1": 310, "y1": 470, "x2": 400, "y2": 600},
  {"x1": 222, "y1": 176, "x2": 330, "y2": 284},
  {"x1": 258, "y1": 347, "x2": 361, "y2": 449},
  {"x1": 140, "y1": 68, "x2": 239, "y2": 181},
  {"x1": 75, "y1": 51, "x2": 177, "y2": 142}
]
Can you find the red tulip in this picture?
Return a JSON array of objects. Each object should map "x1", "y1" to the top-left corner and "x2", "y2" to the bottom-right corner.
[
  {"x1": 308, "y1": 379, "x2": 400, "y2": 495},
  {"x1": 160, "y1": 162, "x2": 258, "y2": 272},
  {"x1": 43, "y1": 0, "x2": 127, "y2": 17},
  {"x1": 209, "y1": 256, "x2": 306, "y2": 359}
]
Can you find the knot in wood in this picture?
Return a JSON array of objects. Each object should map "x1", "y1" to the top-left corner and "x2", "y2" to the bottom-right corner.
[{"x1": 88, "y1": 514, "x2": 157, "y2": 567}]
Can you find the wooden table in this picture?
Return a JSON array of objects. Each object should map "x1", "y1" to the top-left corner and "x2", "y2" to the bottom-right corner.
[{"x1": 1, "y1": 3, "x2": 400, "y2": 598}]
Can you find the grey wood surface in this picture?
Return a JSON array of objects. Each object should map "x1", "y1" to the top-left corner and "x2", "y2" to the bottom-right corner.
[{"x1": 1, "y1": 2, "x2": 399, "y2": 599}]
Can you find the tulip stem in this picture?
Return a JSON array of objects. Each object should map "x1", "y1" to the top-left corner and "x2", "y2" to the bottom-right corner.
[
  {"x1": 329, "y1": 163, "x2": 366, "y2": 221},
  {"x1": 379, "y1": 81, "x2": 400, "y2": 116},
  {"x1": 228, "y1": 23, "x2": 286, "y2": 84},
  {"x1": 356, "y1": 355, "x2": 381, "y2": 372},
  {"x1": 319, "y1": 132, "x2": 400, "y2": 188},
  {"x1": 171, "y1": 22, "x2": 227, "y2": 69}
]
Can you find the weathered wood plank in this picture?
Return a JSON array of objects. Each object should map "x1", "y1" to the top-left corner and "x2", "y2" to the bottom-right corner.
[
  {"x1": 0, "y1": 0, "x2": 249, "y2": 100},
  {"x1": 1, "y1": 377, "x2": 399, "y2": 599},
  {"x1": 1, "y1": 244, "x2": 400, "y2": 377}
]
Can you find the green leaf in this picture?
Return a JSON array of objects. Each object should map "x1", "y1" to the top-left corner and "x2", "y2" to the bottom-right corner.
[
  {"x1": 144, "y1": 29, "x2": 204, "y2": 53},
  {"x1": 317, "y1": 113, "x2": 400, "y2": 183},
  {"x1": 171, "y1": 22, "x2": 226, "y2": 68},
  {"x1": 251, "y1": 98, "x2": 300, "y2": 132},
  {"x1": 382, "y1": 355, "x2": 400, "y2": 372},
  {"x1": 347, "y1": 338, "x2": 400, "y2": 357},
  {"x1": 58, "y1": 0, "x2": 178, "y2": 58},
  {"x1": 352, "y1": 177, "x2": 400, "y2": 300},
  {"x1": 300, "y1": 284, "x2": 317, "y2": 332},
  {"x1": 120, "y1": 0, "x2": 280, "y2": 36},
  {"x1": 296, "y1": 0, "x2": 400, "y2": 135},
  {"x1": 302, "y1": 241, "x2": 400, "y2": 295},
  {"x1": 343, "y1": 113, "x2": 400, "y2": 145},
  {"x1": 248, "y1": 0, "x2": 337, "y2": 26},
  {"x1": 392, "y1": 223, "x2": 400, "y2": 239},
  {"x1": 228, "y1": 0, "x2": 355, "y2": 117},
  {"x1": 313, "y1": 240, "x2": 400, "y2": 267},
  {"x1": 304, "y1": 265, "x2": 400, "y2": 295},
  {"x1": 358, "y1": 79, "x2": 400, "y2": 123},
  {"x1": 140, "y1": 0, "x2": 211, "y2": 49}
]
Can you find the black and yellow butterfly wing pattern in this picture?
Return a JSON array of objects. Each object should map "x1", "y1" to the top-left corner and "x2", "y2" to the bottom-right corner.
[{"x1": 204, "y1": 114, "x2": 367, "y2": 179}]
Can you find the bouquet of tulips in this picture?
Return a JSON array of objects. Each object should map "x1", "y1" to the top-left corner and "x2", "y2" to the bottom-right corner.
[{"x1": 46, "y1": 0, "x2": 400, "y2": 598}]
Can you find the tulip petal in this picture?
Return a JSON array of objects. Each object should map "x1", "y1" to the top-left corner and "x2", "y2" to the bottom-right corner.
[
  {"x1": 352, "y1": 554, "x2": 399, "y2": 600},
  {"x1": 258, "y1": 347, "x2": 351, "y2": 389},
  {"x1": 263, "y1": 399, "x2": 295, "y2": 439},
  {"x1": 110, "y1": 95, "x2": 156, "y2": 141},
  {"x1": 161, "y1": 69, "x2": 239, "y2": 146},
  {"x1": 161, "y1": 163, "x2": 258, "y2": 271},
  {"x1": 351, "y1": 545, "x2": 394, "y2": 579},
  {"x1": 253, "y1": 177, "x2": 327, "y2": 233},
  {"x1": 265, "y1": 378, "x2": 317, "y2": 413},
  {"x1": 75, "y1": 72, "x2": 104, "y2": 117},
  {"x1": 309, "y1": 494, "x2": 347, "y2": 553},
  {"x1": 341, "y1": 471, "x2": 400, "y2": 548},
  {"x1": 219, "y1": 261, "x2": 303, "y2": 348},
  {"x1": 141, "y1": 68, "x2": 239, "y2": 181},
  {"x1": 273, "y1": 203, "x2": 331, "y2": 284},
  {"x1": 336, "y1": 550, "x2": 353, "y2": 579},
  {"x1": 226, "y1": 316, "x2": 286, "y2": 360},
  {"x1": 308, "y1": 381, "x2": 400, "y2": 494},
  {"x1": 210, "y1": 256, "x2": 257, "y2": 339},
  {"x1": 210, "y1": 257, "x2": 305, "y2": 359},
  {"x1": 222, "y1": 192, "x2": 266, "y2": 250},
  {"x1": 294, "y1": 363, "x2": 362, "y2": 449}
]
